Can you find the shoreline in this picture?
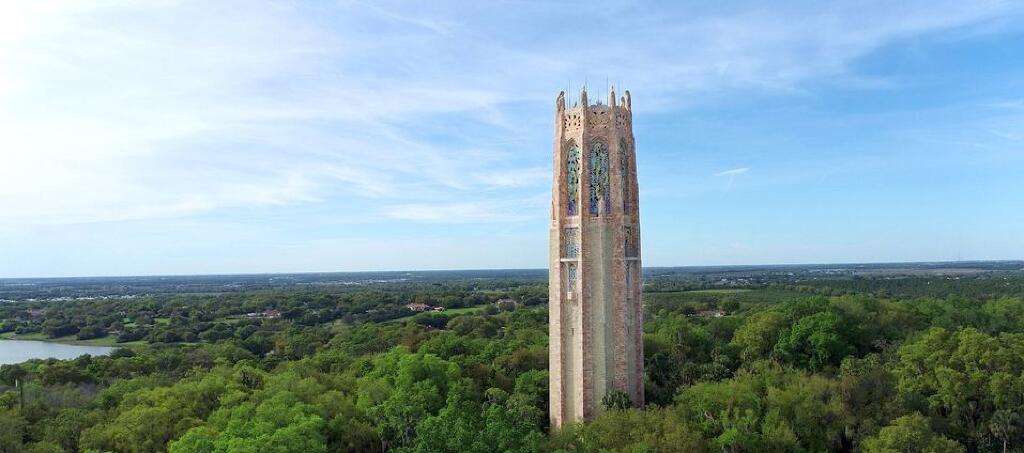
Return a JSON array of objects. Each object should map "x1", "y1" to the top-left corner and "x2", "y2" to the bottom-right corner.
[{"x1": 0, "y1": 332, "x2": 143, "y2": 348}]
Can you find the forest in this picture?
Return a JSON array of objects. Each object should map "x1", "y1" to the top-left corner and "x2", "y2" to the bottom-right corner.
[{"x1": 1, "y1": 270, "x2": 1023, "y2": 452}]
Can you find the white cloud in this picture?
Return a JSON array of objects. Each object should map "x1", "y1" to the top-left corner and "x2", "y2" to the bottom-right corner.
[
  {"x1": 0, "y1": 0, "x2": 1018, "y2": 229},
  {"x1": 715, "y1": 167, "x2": 750, "y2": 177}
]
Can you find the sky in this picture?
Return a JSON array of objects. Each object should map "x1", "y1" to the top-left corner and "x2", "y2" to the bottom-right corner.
[{"x1": 1, "y1": 0, "x2": 1023, "y2": 278}]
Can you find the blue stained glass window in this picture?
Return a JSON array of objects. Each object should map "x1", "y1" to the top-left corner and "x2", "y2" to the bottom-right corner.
[
  {"x1": 589, "y1": 141, "x2": 609, "y2": 216},
  {"x1": 566, "y1": 262, "x2": 578, "y2": 289},
  {"x1": 566, "y1": 143, "x2": 580, "y2": 216},
  {"x1": 563, "y1": 227, "x2": 579, "y2": 258},
  {"x1": 620, "y1": 138, "x2": 630, "y2": 213}
]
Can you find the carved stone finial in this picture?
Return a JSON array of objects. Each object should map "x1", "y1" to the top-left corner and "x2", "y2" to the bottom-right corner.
[
  {"x1": 609, "y1": 86, "x2": 617, "y2": 107},
  {"x1": 624, "y1": 90, "x2": 631, "y2": 111},
  {"x1": 557, "y1": 91, "x2": 566, "y2": 111},
  {"x1": 580, "y1": 87, "x2": 588, "y2": 107}
]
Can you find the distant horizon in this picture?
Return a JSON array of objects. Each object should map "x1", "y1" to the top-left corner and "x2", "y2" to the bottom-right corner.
[{"x1": 3, "y1": 258, "x2": 1021, "y2": 281}]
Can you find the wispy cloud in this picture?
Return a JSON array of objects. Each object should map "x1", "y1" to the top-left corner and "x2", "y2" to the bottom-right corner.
[
  {"x1": 0, "y1": 0, "x2": 1019, "y2": 231},
  {"x1": 990, "y1": 130, "x2": 1023, "y2": 141},
  {"x1": 715, "y1": 167, "x2": 750, "y2": 177},
  {"x1": 714, "y1": 167, "x2": 750, "y2": 192},
  {"x1": 382, "y1": 200, "x2": 535, "y2": 224}
]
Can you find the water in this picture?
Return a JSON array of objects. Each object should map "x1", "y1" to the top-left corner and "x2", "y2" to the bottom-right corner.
[{"x1": 0, "y1": 340, "x2": 114, "y2": 365}]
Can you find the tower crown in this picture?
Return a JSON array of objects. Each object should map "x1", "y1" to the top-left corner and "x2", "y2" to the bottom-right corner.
[
  {"x1": 556, "y1": 87, "x2": 631, "y2": 111},
  {"x1": 555, "y1": 88, "x2": 634, "y2": 149}
]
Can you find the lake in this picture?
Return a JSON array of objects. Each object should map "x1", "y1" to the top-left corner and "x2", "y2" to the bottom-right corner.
[{"x1": 0, "y1": 340, "x2": 115, "y2": 365}]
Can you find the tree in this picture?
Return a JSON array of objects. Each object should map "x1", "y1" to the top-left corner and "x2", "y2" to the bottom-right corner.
[
  {"x1": 675, "y1": 372, "x2": 765, "y2": 451},
  {"x1": 602, "y1": 390, "x2": 633, "y2": 411},
  {"x1": 42, "y1": 321, "x2": 79, "y2": 339},
  {"x1": 357, "y1": 350, "x2": 460, "y2": 448},
  {"x1": 838, "y1": 354, "x2": 901, "y2": 448},
  {"x1": 317, "y1": 392, "x2": 380, "y2": 453},
  {"x1": 0, "y1": 409, "x2": 27, "y2": 453},
  {"x1": 76, "y1": 325, "x2": 107, "y2": 340},
  {"x1": 170, "y1": 392, "x2": 327, "y2": 453},
  {"x1": 984, "y1": 298, "x2": 1024, "y2": 334},
  {"x1": 674, "y1": 365, "x2": 846, "y2": 452},
  {"x1": 861, "y1": 413, "x2": 964, "y2": 453},
  {"x1": 40, "y1": 408, "x2": 103, "y2": 452},
  {"x1": 761, "y1": 373, "x2": 845, "y2": 452},
  {"x1": 989, "y1": 410, "x2": 1020, "y2": 453},
  {"x1": 409, "y1": 388, "x2": 483, "y2": 453},
  {"x1": 773, "y1": 311, "x2": 854, "y2": 371},
  {"x1": 731, "y1": 311, "x2": 788, "y2": 362},
  {"x1": 549, "y1": 407, "x2": 706, "y2": 452},
  {"x1": 895, "y1": 328, "x2": 1024, "y2": 448},
  {"x1": 506, "y1": 370, "x2": 548, "y2": 430},
  {"x1": 24, "y1": 441, "x2": 62, "y2": 453},
  {"x1": 411, "y1": 385, "x2": 543, "y2": 453},
  {"x1": 81, "y1": 373, "x2": 231, "y2": 453}
]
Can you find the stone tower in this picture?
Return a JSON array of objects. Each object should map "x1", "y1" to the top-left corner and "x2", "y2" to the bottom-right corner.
[{"x1": 549, "y1": 87, "x2": 643, "y2": 427}]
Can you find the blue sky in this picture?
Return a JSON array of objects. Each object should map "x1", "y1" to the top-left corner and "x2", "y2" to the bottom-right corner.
[{"x1": 1, "y1": 1, "x2": 1022, "y2": 277}]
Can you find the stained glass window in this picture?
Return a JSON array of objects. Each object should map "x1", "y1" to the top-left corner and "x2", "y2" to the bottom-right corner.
[
  {"x1": 566, "y1": 142, "x2": 580, "y2": 216},
  {"x1": 624, "y1": 264, "x2": 633, "y2": 333},
  {"x1": 624, "y1": 226, "x2": 638, "y2": 257},
  {"x1": 620, "y1": 138, "x2": 630, "y2": 213},
  {"x1": 625, "y1": 261, "x2": 634, "y2": 294},
  {"x1": 563, "y1": 227, "x2": 579, "y2": 258},
  {"x1": 589, "y1": 141, "x2": 609, "y2": 216},
  {"x1": 566, "y1": 262, "x2": 578, "y2": 290}
]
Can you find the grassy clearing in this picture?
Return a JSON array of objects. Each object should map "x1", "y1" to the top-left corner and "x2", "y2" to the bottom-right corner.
[
  {"x1": 1, "y1": 332, "x2": 48, "y2": 341},
  {"x1": 440, "y1": 306, "x2": 485, "y2": 315},
  {"x1": 644, "y1": 288, "x2": 811, "y2": 315},
  {"x1": 1, "y1": 331, "x2": 144, "y2": 347},
  {"x1": 384, "y1": 305, "x2": 486, "y2": 324}
]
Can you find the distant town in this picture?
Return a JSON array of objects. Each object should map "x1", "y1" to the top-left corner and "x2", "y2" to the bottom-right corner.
[{"x1": 2, "y1": 261, "x2": 1020, "y2": 303}]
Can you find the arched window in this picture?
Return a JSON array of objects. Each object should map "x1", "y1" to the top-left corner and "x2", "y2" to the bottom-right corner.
[
  {"x1": 563, "y1": 227, "x2": 579, "y2": 258},
  {"x1": 589, "y1": 141, "x2": 609, "y2": 216},
  {"x1": 566, "y1": 262, "x2": 578, "y2": 291},
  {"x1": 624, "y1": 225, "x2": 638, "y2": 257},
  {"x1": 619, "y1": 138, "x2": 630, "y2": 213},
  {"x1": 566, "y1": 142, "x2": 581, "y2": 216}
]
